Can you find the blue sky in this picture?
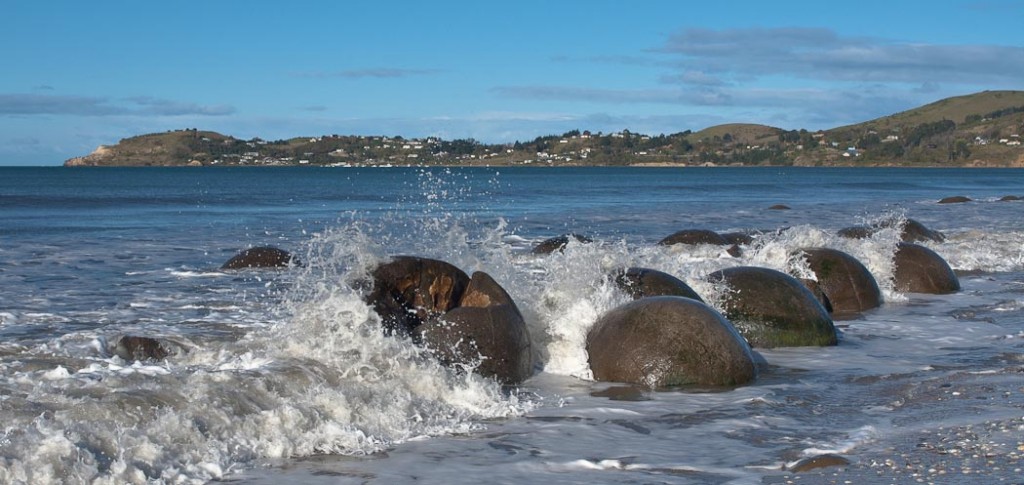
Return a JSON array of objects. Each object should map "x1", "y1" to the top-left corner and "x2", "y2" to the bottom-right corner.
[{"x1": 3, "y1": 0, "x2": 1023, "y2": 165}]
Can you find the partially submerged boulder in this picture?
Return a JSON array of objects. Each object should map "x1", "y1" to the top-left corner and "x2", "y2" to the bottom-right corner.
[
  {"x1": 613, "y1": 267, "x2": 704, "y2": 302},
  {"x1": 938, "y1": 196, "x2": 972, "y2": 204},
  {"x1": 366, "y1": 256, "x2": 470, "y2": 336},
  {"x1": 800, "y1": 248, "x2": 882, "y2": 317},
  {"x1": 786, "y1": 454, "x2": 852, "y2": 472},
  {"x1": 112, "y1": 336, "x2": 171, "y2": 361},
  {"x1": 532, "y1": 234, "x2": 592, "y2": 254},
  {"x1": 221, "y1": 246, "x2": 296, "y2": 269},
  {"x1": 706, "y1": 266, "x2": 837, "y2": 348},
  {"x1": 837, "y1": 218, "x2": 944, "y2": 243},
  {"x1": 658, "y1": 229, "x2": 741, "y2": 257},
  {"x1": 893, "y1": 243, "x2": 960, "y2": 294},
  {"x1": 366, "y1": 257, "x2": 533, "y2": 383},
  {"x1": 420, "y1": 272, "x2": 533, "y2": 384},
  {"x1": 587, "y1": 296, "x2": 756, "y2": 388},
  {"x1": 658, "y1": 229, "x2": 730, "y2": 247}
]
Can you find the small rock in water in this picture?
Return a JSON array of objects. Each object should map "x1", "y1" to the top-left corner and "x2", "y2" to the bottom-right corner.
[
  {"x1": 787, "y1": 454, "x2": 852, "y2": 472},
  {"x1": 937, "y1": 196, "x2": 972, "y2": 204},
  {"x1": 113, "y1": 336, "x2": 170, "y2": 361},
  {"x1": 531, "y1": 234, "x2": 592, "y2": 254},
  {"x1": 221, "y1": 246, "x2": 296, "y2": 269}
]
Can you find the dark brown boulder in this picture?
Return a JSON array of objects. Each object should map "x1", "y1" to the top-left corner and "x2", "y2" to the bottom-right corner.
[
  {"x1": 893, "y1": 243, "x2": 960, "y2": 294},
  {"x1": 221, "y1": 246, "x2": 296, "y2": 269},
  {"x1": 613, "y1": 267, "x2": 704, "y2": 302},
  {"x1": 768, "y1": 204, "x2": 791, "y2": 210},
  {"x1": 938, "y1": 196, "x2": 972, "y2": 204},
  {"x1": 999, "y1": 195, "x2": 1022, "y2": 201},
  {"x1": 659, "y1": 229, "x2": 730, "y2": 246},
  {"x1": 897, "y1": 218, "x2": 945, "y2": 243},
  {"x1": 659, "y1": 229, "x2": 741, "y2": 257},
  {"x1": 532, "y1": 234, "x2": 592, "y2": 254},
  {"x1": 706, "y1": 267, "x2": 837, "y2": 348},
  {"x1": 420, "y1": 272, "x2": 533, "y2": 384},
  {"x1": 587, "y1": 296, "x2": 756, "y2": 388},
  {"x1": 113, "y1": 336, "x2": 170, "y2": 361},
  {"x1": 800, "y1": 248, "x2": 882, "y2": 317},
  {"x1": 366, "y1": 256, "x2": 470, "y2": 336},
  {"x1": 838, "y1": 218, "x2": 944, "y2": 243}
]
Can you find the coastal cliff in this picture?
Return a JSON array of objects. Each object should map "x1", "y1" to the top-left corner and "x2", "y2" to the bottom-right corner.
[{"x1": 65, "y1": 90, "x2": 1024, "y2": 168}]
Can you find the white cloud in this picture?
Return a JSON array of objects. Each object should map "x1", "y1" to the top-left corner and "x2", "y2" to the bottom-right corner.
[{"x1": 0, "y1": 94, "x2": 235, "y2": 117}]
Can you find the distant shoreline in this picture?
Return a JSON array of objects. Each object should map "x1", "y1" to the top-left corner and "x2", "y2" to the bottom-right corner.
[{"x1": 63, "y1": 90, "x2": 1024, "y2": 168}]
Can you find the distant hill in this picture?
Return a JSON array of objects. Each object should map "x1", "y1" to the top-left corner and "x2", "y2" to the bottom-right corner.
[
  {"x1": 65, "y1": 91, "x2": 1024, "y2": 168},
  {"x1": 688, "y1": 123, "x2": 783, "y2": 146}
]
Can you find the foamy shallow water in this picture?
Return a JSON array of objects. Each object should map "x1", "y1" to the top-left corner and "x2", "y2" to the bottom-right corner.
[{"x1": 1, "y1": 167, "x2": 1024, "y2": 483}]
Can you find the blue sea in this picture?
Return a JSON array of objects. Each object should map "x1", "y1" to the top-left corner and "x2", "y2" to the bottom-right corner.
[{"x1": 2, "y1": 166, "x2": 1024, "y2": 484}]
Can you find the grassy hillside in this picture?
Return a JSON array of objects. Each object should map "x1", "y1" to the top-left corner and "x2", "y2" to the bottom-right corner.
[
  {"x1": 689, "y1": 123, "x2": 783, "y2": 145},
  {"x1": 831, "y1": 91, "x2": 1024, "y2": 134},
  {"x1": 65, "y1": 91, "x2": 1024, "y2": 167},
  {"x1": 821, "y1": 91, "x2": 1024, "y2": 166}
]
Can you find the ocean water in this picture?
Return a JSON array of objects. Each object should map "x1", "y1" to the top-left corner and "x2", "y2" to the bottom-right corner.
[{"x1": 1, "y1": 166, "x2": 1023, "y2": 484}]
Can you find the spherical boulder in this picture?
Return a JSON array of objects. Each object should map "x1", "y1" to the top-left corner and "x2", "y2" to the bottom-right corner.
[
  {"x1": 221, "y1": 246, "x2": 296, "y2": 269},
  {"x1": 420, "y1": 271, "x2": 533, "y2": 384},
  {"x1": 706, "y1": 266, "x2": 837, "y2": 348},
  {"x1": 366, "y1": 256, "x2": 470, "y2": 336},
  {"x1": 532, "y1": 234, "x2": 593, "y2": 254},
  {"x1": 613, "y1": 267, "x2": 704, "y2": 302},
  {"x1": 800, "y1": 247, "x2": 882, "y2": 316},
  {"x1": 893, "y1": 243, "x2": 960, "y2": 294},
  {"x1": 586, "y1": 296, "x2": 756, "y2": 388}
]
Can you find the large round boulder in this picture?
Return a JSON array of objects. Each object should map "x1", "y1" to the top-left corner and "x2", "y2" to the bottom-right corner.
[
  {"x1": 532, "y1": 234, "x2": 593, "y2": 254},
  {"x1": 706, "y1": 266, "x2": 837, "y2": 348},
  {"x1": 893, "y1": 243, "x2": 960, "y2": 294},
  {"x1": 221, "y1": 246, "x2": 296, "y2": 269},
  {"x1": 613, "y1": 267, "x2": 704, "y2": 302},
  {"x1": 420, "y1": 271, "x2": 533, "y2": 384},
  {"x1": 800, "y1": 248, "x2": 882, "y2": 317},
  {"x1": 366, "y1": 256, "x2": 470, "y2": 336},
  {"x1": 587, "y1": 296, "x2": 756, "y2": 388}
]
